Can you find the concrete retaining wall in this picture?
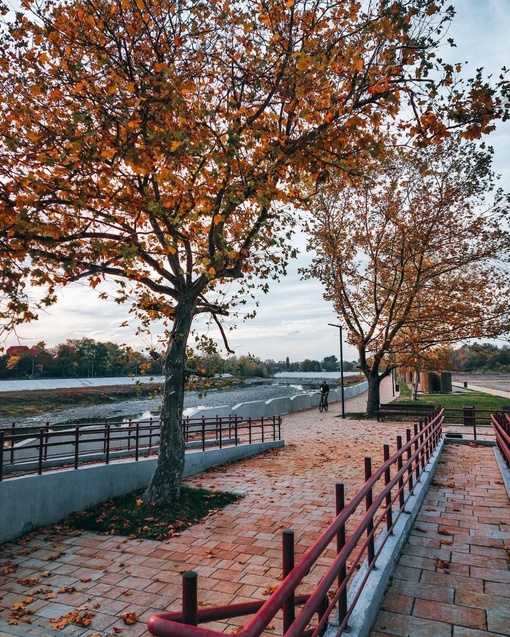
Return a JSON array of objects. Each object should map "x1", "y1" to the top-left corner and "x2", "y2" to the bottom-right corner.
[
  {"x1": 231, "y1": 400, "x2": 268, "y2": 419},
  {"x1": 185, "y1": 381, "x2": 368, "y2": 420},
  {"x1": 0, "y1": 440, "x2": 283, "y2": 545},
  {"x1": 265, "y1": 397, "x2": 292, "y2": 416}
]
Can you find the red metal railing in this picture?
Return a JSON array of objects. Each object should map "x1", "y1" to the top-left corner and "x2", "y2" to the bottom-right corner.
[
  {"x1": 492, "y1": 412, "x2": 510, "y2": 468},
  {"x1": 147, "y1": 409, "x2": 444, "y2": 637},
  {"x1": 0, "y1": 415, "x2": 281, "y2": 480}
]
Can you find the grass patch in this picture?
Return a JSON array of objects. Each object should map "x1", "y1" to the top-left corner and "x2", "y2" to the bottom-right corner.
[
  {"x1": 64, "y1": 485, "x2": 241, "y2": 541},
  {"x1": 394, "y1": 391, "x2": 510, "y2": 411}
]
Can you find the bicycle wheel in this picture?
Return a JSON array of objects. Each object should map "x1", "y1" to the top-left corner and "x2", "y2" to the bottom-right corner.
[
  {"x1": 319, "y1": 398, "x2": 324, "y2": 412},
  {"x1": 324, "y1": 400, "x2": 328, "y2": 412}
]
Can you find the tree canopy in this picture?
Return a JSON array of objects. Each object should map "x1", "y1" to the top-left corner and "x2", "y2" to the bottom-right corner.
[
  {"x1": 1, "y1": 0, "x2": 508, "y2": 501},
  {"x1": 305, "y1": 136, "x2": 510, "y2": 414}
]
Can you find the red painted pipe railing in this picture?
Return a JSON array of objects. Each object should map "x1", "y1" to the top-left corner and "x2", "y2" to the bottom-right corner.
[
  {"x1": 492, "y1": 412, "x2": 510, "y2": 468},
  {"x1": 147, "y1": 409, "x2": 444, "y2": 637}
]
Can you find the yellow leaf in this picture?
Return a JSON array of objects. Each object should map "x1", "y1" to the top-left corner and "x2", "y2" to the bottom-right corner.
[{"x1": 100, "y1": 148, "x2": 116, "y2": 159}]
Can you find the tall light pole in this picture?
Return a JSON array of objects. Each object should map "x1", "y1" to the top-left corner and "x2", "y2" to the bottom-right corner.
[{"x1": 329, "y1": 323, "x2": 345, "y2": 418}]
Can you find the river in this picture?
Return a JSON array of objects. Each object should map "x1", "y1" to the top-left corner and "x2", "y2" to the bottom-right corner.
[
  {"x1": 0, "y1": 377, "x2": 341, "y2": 428},
  {"x1": 3, "y1": 372, "x2": 509, "y2": 429}
]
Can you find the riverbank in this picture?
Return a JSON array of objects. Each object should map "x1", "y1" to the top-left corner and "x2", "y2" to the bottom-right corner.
[
  {"x1": 0, "y1": 374, "x2": 364, "y2": 424},
  {"x1": 0, "y1": 383, "x2": 165, "y2": 419}
]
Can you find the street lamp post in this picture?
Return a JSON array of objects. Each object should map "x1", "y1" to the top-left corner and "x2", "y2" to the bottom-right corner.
[{"x1": 328, "y1": 323, "x2": 345, "y2": 418}]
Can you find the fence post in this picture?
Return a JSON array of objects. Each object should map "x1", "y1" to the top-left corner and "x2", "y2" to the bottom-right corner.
[
  {"x1": 364, "y1": 457, "x2": 375, "y2": 565},
  {"x1": 44, "y1": 423, "x2": 50, "y2": 461},
  {"x1": 336, "y1": 483, "x2": 348, "y2": 625},
  {"x1": 38, "y1": 429, "x2": 44, "y2": 475},
  {"x1": 105, "y1": 424, "x2": 111, "y2": 464},
  {"x1": 396, "y1": 436, "x2": 404, "y2": 510},
  {"x1": 282, "y1": 530, "x2": 295, "y2": 632},
  {"x1": 413, "y1": 424, "x2": 419, "y2": 482},
  {"x1": 406, "y1": 428, "x2": 413, "y2": 493},
  {"x1": 383, "y1": 445, "x2": 393, "y2": 532},
  {"x1": 74, "y1": 427, "x2": 80, "y2": 470},
  {"x1": 135, "y1": 421, "x2": 140, "y2": 460},
  {"x1": 10, "y1": 425, "x2": 15, "y2": 464},
  {"x1": 127, "y1": 419, "x2": 132, "y2": 451},
  {"x1": 419, "y1": 422, "x2": 425, "y2": 470},
  {"x1": 182, "y1": 571, "x2": 198, "y2": 626}
]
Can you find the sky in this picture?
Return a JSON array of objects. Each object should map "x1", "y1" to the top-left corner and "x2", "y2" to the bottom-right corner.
[{"x1": 3, "y1": 0, "x2": 510, "y2": 364}]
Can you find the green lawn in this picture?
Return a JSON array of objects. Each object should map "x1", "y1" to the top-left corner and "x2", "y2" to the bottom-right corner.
[{"x1": 395, "y1": 382, "x2": 509, "y2": 411}]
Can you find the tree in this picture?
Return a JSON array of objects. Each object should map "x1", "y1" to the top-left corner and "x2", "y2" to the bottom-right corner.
[
  {"x1": 305, "y1": 137, "x2": 510, "y2": 415},
  {"x1": 322, "y1": 355, "x2": 338, "y2": 371},
  {"x1": 0, "y1": 0, "x2": 506, "y2": 502}
]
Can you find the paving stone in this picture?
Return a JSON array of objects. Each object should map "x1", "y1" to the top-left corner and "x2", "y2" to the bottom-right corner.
[
  {"x1": 370, "y1": 442, "x2": 510, "y2": 637},
  {"x1": 2, "y1": 380, "x2": 509, "y2": 637}
]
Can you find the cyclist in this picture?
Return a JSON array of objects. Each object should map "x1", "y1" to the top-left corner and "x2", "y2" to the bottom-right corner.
[{"x1": 319, "y1": 380, "x2": 330, "y2": 411}]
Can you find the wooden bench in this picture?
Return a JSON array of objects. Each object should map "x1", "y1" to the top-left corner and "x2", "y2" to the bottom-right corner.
[{"x1": 375, "y1": 403, "x2": 437, "y2": 422}]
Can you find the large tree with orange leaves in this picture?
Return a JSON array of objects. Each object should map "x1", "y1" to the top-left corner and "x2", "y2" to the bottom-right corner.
[
  {"x1": 0, "y1": 0, "x2": 507, "y2": 502},
  {"x1": 305, "y1": 136, "x2": 510, "y2": 415}
]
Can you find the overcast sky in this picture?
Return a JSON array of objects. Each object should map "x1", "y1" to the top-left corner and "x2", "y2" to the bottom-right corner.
[{"x1": 3, "y1": 0, "x2": 510, "y2": 363}]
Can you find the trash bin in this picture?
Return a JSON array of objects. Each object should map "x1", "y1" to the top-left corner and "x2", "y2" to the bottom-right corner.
[
  {"x1": 463, "y1": 381, "x2": 468, "y2": 388},
  {"x1": 463, "y1": 406, "x2": 475, "y2": 427}
]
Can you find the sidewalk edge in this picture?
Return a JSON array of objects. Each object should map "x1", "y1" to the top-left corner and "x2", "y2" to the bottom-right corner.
[{"x1": 327, "y1": 437, "x2": 445, "y2": 637}]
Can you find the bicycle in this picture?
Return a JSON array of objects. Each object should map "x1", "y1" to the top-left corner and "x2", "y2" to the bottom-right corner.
[{"x1": 319, "y1": 393, "x2": 329, "y2": 412}]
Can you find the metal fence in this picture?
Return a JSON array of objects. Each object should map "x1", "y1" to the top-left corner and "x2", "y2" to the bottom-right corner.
[
  {"x1": 0, "y1": 415, "x2": 282, "y2": 480},
  {"x1": 147, "y1": 408, "x2": 444, "y2": 637},
  {"x1": 492, "y1": 412, "x2": 510, "y2": 468}
]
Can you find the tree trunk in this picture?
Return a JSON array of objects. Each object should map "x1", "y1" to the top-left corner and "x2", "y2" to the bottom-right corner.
[
  {"x1": 365, "y1": 370, "x2": 382, "y2": 417},
  {"x1": 412, "y1": 367, "x2": 420, "y2": 400},
  {"x1": 143, "y1": 300, "x2": 195, "y2": 505}
]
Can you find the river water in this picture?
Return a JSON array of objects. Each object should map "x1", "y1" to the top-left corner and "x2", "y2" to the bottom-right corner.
[
  {"x1": 0, "y1": 378, "x2": 330, "y2": 428},
  {"x1": 3, "y1": 372, "x2": 508, "y2": 430}
]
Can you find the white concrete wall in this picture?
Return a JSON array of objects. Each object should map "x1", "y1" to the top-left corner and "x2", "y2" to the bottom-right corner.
[
  {"x1": 0, "y1": 440, "x2": 284, "y2": 545},
  {"x1": 265, "y1": 397, "x2": 292, "y2": 416},
  {"x1": 290, "y1": 394, "x2": 312, "y2": 411},
  {"x1": 231, "y1": 400, "x2": 268, "y2": 419},
  {"x1": 186, "y1": 381, "x2": 368, "y2": 420}
]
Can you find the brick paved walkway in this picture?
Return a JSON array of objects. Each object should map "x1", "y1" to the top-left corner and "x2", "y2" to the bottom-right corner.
[
  {"x1": 1, "y1": 380, "x2": 508, "y2": 637},
  {"x1": 371, "y1": 443, "x2": 510, "y2": 637}
]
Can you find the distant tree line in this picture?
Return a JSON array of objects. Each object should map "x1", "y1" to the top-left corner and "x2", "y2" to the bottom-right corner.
[
  {"x1": 0, "y1": 339, "x2": 357, "y2": 380},
  {"x1": 3, "y1": 339, "x2": 506, "y2": 381},
  {"x1": 0, "y1": 339, "x2": 162, "y2": 380},
  {"x1": 451, "y1": 343, "x2": 510, "y2": 373}
]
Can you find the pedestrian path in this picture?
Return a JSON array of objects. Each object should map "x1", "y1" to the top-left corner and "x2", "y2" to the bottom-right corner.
[
  {"x1": 370, "y1": 442, "x2": 510, "y2": 637},
  {"x1": 0, "y1": 380, "x2": 508, "y2": 637}
]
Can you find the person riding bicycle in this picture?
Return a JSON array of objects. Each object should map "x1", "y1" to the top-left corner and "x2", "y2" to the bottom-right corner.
[{"x1": 319, "y1": 380, "x2": 330, "y2": 406}]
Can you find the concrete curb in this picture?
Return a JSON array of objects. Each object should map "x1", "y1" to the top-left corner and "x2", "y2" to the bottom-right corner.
[
  {"x1": 325, "y1": 437, "x2": 446, "y2": 637},
  {"x1": 493, "y1": 446, "x2": 510, "y2": 501}
]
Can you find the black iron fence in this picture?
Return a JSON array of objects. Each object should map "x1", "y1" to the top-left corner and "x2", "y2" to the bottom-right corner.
[{"x1": 0, "y1": 415, "x2": 282, "y2": 481}]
